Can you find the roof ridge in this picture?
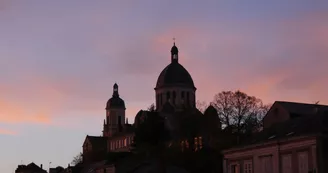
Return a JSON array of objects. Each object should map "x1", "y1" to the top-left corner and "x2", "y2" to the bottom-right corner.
[{"x1": 276, "y1": 101, "x2": 328, "y2": 107}]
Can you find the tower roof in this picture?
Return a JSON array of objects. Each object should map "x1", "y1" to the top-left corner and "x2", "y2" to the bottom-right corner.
[
  {"x1": 106, "y1": 83, "x2": 125, "y2": 109},
  {"x1": 156, "y1": 63, "x2": 195, "y2": 89},
  {"x1": 155, "y1": 42, "x2": 195, "y2": 89},
  {"x1": 171, "y1": 42, "x2": 178, "y2": 54}
]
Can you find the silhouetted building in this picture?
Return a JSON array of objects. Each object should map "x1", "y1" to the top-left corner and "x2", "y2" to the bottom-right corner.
[
  {"x1": 134, "y1": 42, "x2": 221, "y2": 151},
  {"x1": 15, "y1": 162, "x2": 47, "y2": 173},
  {"x1": 223, "y1": 101, "x2": 328, "y2": 173},
  {"x1": 82, "y1": 42, "x2": 222, "y2": 164},
  {"x1": 82, "y1": 83, "x2": 134, "y2": 163},
  {"x1": 49, "y1": 166, "x2": 64, "y2": 173},
  {"x1": 155, "y1": 42, "x2": 196, "y2": 111}
]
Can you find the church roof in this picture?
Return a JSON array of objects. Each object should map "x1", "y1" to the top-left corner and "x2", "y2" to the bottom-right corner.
[
  {"x1": 156, "y1": 62, "x2": 195, "y2": 89},
  {"x1": 155, "y1": 43, "x2": 195, "y2": 89},
  {"x1": 84, "y1": 136, "x2": 107, "y2": 148},
  {"x1": 106, "y1": 83, "x2": 125, "y2": 109},
  {"x1": 106, "y1": 97, "x2": 125, "y2": 109}
]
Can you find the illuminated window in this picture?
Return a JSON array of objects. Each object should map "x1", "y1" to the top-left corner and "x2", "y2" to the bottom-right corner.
[
  {"x1": 124, "y1": 138, "x2": 127, "y2": 147},
  {"x1": 298, "y1": 152, "x2": 309, "y2": 173},
  {"x1": 199, "y1": 137, "x2": 203, "y2": 149},
  {"x1": 244, "y1": 160, "x2": 253, "y2": 173},
  {"x1": 181, "y1": 141, "x2": 185, "y2": 152},
  {"x1": 194, "y1": 137, "x2": 198, "y2": 151},
  {"x1": 185, "y1": 140, "x2": 189, "y2": 149}
]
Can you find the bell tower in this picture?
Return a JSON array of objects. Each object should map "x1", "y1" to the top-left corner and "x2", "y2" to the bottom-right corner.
[
  {"x1": 103, "y1": 83, "x2": 126, "y2": 137},
  {"x1": 171, "y1": 39, "x2": 179, "y2": 63}
]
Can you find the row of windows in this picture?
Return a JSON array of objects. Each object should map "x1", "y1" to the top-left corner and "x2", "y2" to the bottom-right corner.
[
  {"x1": 230, "y1": 160, "x2": 253, "y2": 173},
  {"x1": 156, "y1": 91, "x2": 192, "y2": 107},
  {"x1": 180, "y1": 136, "x2": 203, "y2": 152},
  {"x1": 109, "y1": 136, "x2": 133, "y2": 151},
  {"x1": 96, "y1": 166, "x2": 115, "y2": 173},
  {"x1": 228, "y1": 151, "x2": 311, "y2": 173}
]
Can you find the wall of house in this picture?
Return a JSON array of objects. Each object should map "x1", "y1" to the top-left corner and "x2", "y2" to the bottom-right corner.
[
  {"x1": 108, "y1": 135, "x2": 134, "y2": 152},
  {"x1": 223, "y1": 137, "x2": 317, "y2": 173},
  {"x1": 263, "y1": 103, "x2": 290, "y2": 129},
  {"x1": 317, "y1": 136, "x2": 328, "y2": 173}
]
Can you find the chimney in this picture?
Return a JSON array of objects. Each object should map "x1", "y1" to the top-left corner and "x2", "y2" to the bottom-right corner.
[{"x1": 40, "y1": 164, "x2": 43, "y2": 169}]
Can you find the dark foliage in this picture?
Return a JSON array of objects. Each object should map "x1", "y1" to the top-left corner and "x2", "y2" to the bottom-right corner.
[
  {"x1": 106, "y1": 152, "x2": 132, "y2": 163},
  {"x1": 147, "y1": 103, "x2": 156, "y2": 112},
  {"x1": 71, "y1": 152, "x2": 83, "y2": 166},
  {"x1": 132, "y1": 112, "x2": 170, "y2": 152}
]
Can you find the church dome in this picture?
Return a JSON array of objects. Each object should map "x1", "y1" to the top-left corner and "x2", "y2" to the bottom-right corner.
[
  {"x1": 156, "y1": 42, "x2": 195, "y2": 89},
  {"x1": 106, "y1": 97, "x2": 125, "y2": 109},
  {"x1": 106, "y1": 83, "x2": 126, "y2": 109},
  {"x1": 156, "y1": 62, "x2": 195, "y2": 89}
]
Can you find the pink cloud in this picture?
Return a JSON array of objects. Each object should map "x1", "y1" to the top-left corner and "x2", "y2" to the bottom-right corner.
[
  {"x1": 0, "y1": 99, "x2": 51, "y2": 124},
  {"x1": 0, "y1": 128, "x2": 16, "y2": 135},
  {"x1": 149, "y1": 12, "x2": 328, "y2": 106}
]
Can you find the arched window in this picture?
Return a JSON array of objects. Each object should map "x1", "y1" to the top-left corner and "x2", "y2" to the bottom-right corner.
[
  {"x1": 186, "y1": 92, "x2": 190, "y2": 105},
  {"x1": 173, "y1": 91, "x2": 176, "y2": 104},
  {"x1": 156, "y1": 94, "x2": 159, "y2": 108},
  {"x1": 166, "y1": 91, "x2": 171, "y2": 101},
  {"x1": 160, "y1": 93, "x2": 163, "y2": 106}
]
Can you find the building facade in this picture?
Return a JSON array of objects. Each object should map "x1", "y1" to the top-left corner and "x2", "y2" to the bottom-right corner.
[{"x1": 222, "y1": 101, "x2": 328, "y2": 173}]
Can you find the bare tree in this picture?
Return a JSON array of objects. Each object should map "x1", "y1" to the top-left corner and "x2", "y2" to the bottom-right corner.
[
  {"x1": 196, "y1": 100, "x2": 208, "y2": 113},
  {"x1": 212, "y1": 90, "x2": 270, "y2": 133},
  {"x1": 71, "y1": 152, "x2": 83, "y2": 166}
]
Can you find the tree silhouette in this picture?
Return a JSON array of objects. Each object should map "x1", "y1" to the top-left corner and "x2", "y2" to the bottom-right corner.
[
  {"x1": 133, "y1": 112, "x2": 170, "y2": 152},
  {"x1": 147, "y1": 103, "x2": 156, "y2": 112},
  {"x1": 71, "y1": 152, "x2": 83, "y2": 166},
  {"x1": 212, "y1": 90, "x2": 270, "y2": 134}
]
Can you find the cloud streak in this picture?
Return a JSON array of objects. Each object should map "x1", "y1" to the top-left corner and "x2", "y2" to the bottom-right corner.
[{"x1": 0, "y1": 128, "x2": 16, "y2": 135}]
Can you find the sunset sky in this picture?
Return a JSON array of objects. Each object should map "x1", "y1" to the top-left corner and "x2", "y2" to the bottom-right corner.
[{"x1": 1, "y1": 0, "x2": 328, "y2": 172}]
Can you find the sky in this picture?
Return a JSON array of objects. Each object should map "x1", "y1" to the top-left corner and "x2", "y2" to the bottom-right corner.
[{"x1": 1, "y1": 0, "x2": 328, "y2": 172}]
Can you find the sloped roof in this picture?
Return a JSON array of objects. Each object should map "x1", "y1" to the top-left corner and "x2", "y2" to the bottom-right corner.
[
  {"x1": 276, "y1": 101, "x2": 328, "y2": 115},
  {"x1": 16, "y1": 162, "x2": 46, "y2": 172},
  {"x1": 239, "y1": 110, "x2": 328, "y2": 146},
  {"x1": 85, "y1": 136, "x2": 107, "y2": 148}
]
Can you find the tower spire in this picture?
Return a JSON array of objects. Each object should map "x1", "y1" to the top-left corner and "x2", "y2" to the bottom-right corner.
[
  {"x1": 113, "y1": 83, "x2": 119, "y2": 97},
  {"x1": 171, "y1": 38, "x2": 179, "y2": 63}
]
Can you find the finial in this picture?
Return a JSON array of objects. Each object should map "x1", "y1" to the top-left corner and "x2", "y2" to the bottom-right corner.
[{"x1": 173, "y1": 37, "x2": 176, "y2": 45}]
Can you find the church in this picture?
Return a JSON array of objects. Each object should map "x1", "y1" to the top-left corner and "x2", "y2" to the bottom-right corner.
[{"x1": 82, "y1": 42, "x2": 222, "y2": 163}]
